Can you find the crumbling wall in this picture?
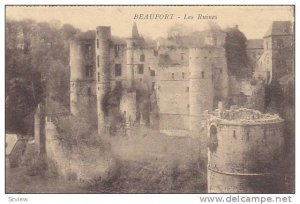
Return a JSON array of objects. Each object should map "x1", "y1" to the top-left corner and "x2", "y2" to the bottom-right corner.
[
  {"x1": 70, "y1": 36, "x2": 97, "y2": 123},
  {"x1": 45, "y1": 118, "x2": 113, "y2": 183},
  {"x1": 229, "y1": 77, "x2": 265, "y2": 111},
  {"x1": 120, "y1": 91, "x2": 137, "y2": 125}
]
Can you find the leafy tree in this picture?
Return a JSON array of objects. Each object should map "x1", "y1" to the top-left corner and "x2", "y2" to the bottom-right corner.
[
  {"x1": 5, "y1": 19, "x2": 80, "y2": 134},
  {"x1": 225, "y1": 26, "x2": 251, "y2": 78},
  {"x1": 265, "y1": 80, "x2": 284, "y2": 113}
]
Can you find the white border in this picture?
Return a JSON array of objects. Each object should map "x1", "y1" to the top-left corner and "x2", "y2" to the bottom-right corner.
[{"x1": 0, "y1": 1, "x2": 297, "y2": 204}]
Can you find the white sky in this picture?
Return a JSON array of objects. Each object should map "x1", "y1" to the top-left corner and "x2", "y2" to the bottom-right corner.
[{"x1": 6, "y1": 6, "x2": 294, "y2": 39}]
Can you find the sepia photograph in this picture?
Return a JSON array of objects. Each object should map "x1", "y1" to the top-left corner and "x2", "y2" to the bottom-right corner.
[{"x1": 5, "y1": 5, "x2": 295, "y2": 194}]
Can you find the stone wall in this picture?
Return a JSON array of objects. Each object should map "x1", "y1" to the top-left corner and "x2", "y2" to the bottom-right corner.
[
  {"x1": 120, "y1": 91, "x2": 137, "y2": 124},
  {"x1": 156, "y1": 66, "x2": 189, "y2": 136},
  {"x1": 69, "y1": 36, "x2": 97, "y2": 122},
  {"x1": 96, "y1": 26, "x2": 111, "y2": 134},
  {"x1": 189, "y1": 48, "x2": 214, "y2": 135},
  {"x1": 207, "y1": 109, "x2": 285, "y2": 193},
  {"x1": 229, "y1": 77, "x2": 265, "y2": 111},
  {"x1": 45, "y1": 117, "x2": 113, "y2": 182}
]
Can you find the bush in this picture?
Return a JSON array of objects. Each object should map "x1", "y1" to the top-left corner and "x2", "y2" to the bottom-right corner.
[{"x1": 25, "y1": 156, "x2": 43, "y2": 176}]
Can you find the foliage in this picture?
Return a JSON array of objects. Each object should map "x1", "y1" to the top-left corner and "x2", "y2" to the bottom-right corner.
[
  {"x1": 6, "y1": 19, "x2": 80, "y2": 134},
  {"x1": 53, "y1": 115, "x2": 99, "y2": 151},
  {"x1": 225, "y1": 27, "x2": 251, "y2": 78},
  {"x1": 265, "y1": 80, "x2": 284, "y2": 113},
  {"x1": 101, "y1": 82, "x2": 123, "y2": 116},
  {"x1": 25, "y1": 154, "x2": 45, "y2": 176}
]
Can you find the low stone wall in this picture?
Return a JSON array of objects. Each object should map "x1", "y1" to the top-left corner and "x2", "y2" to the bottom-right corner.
[{"x1": 45, "y1": 120, "x2": 114, "y2": 183}]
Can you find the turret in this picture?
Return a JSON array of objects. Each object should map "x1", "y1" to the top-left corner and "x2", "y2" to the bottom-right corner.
[
  {"x1": 126, "y1": 22, "x2": 145, "y2": 89},
  {"x1": 132, "y1": 22, "x2": 140, "y2": 38},
  {"x1": 119, "y1": 23, "x2": 142, "y2": 129},
  {"x1": 96, "y1": 26, "x2": 111, "y2": 134},
  {"x1": 126, "y1": 39, "x2": 135, "y2": 89},
  {"x1": 69, "y1": 31, "x2": 97, "y2": 122},
  {"x1": 70, "y1": 39, "x2": 83, "y2": 116},
  {"x1": 189, "y1": 48, "x2": 214, "y2": 137}
]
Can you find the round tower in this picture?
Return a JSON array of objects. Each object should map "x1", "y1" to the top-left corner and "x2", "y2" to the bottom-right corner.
[
  {"x1": 96, "y1": 26, "x2": 111, "y2": 134},
  {"x1": 126, "y1": 39, "x2": 135, "y2": 89},
  {"x1": 125, "y1": 22, "x2": 145, "y2": 89},
  {"x1": 70, "y1": 39, "x2": 83, "y2": 116},
  {"x1": 189, "y1": 48, "x2": 214, "y2": 137},
  {"x1": 207, "y1": 108, "x2": 285, "y2": 193}
]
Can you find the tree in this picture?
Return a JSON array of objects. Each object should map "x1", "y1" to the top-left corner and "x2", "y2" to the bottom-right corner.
[
  {"x1": 225, "y1": 26, "x2": 251, "y2": 78},
  {"x1": 265, "y1": 80, "x2": 284, "y2": 113},
  {"x1": 5, "y1": 19, "x2": 80, "y2": 134}
]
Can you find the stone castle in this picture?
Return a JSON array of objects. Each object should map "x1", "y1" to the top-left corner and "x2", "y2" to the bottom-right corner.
[
  {"x1": 69, "y1": 21, "x2": 292, "y2": 138},
  {"x1": 32, "y1": 20, "x2": 293, "y2": 193}
]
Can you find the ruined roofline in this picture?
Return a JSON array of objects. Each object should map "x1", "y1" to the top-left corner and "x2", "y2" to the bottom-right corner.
[
  {"x1": 210, "y1": 108, "x2": 284, "y2": 125},
  {"x1": 73, "y1": 30, "x2": 96, "y2": 41},
  {"x1": 96, "y1": 25, "x2": 110, "y2": 30},
  {"x1": 214, "y1": 119, "x2": 284, "y2": 126},
  {"x1": 263, "y1": 33, "x2": 293, "y2": 38}
]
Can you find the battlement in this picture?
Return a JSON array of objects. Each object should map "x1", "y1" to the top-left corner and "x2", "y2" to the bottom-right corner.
[{"x1": 210, "y1": 107, "x2": 284, "y2": 125}]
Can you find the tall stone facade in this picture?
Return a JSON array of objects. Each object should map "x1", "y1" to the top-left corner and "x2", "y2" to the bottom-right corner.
[
  {"x1": 69, "y1": 22, "x2": 281, "y2": 138},
  {"x1": 69, "y1": 32, "x2": 97, "y2": 124},
  {"x1": 189, "y1": 48, "x2": 214, "y2": 136},
  {"x1": 95, "y1": 26, "x2": 111, "y2": 134}
]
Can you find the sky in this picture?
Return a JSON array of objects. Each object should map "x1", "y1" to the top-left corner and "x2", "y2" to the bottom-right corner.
[{"x1": 6, "y1": 6, "x2": 294, "y2": 39}]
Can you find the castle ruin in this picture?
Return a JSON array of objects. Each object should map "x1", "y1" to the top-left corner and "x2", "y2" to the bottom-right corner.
[
  {"x1": 33, "y1": 20, "x2": 292, "y2": 192},
  {"x1": 68, "y1": 22, "x2": 279, "y2": 140}
]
